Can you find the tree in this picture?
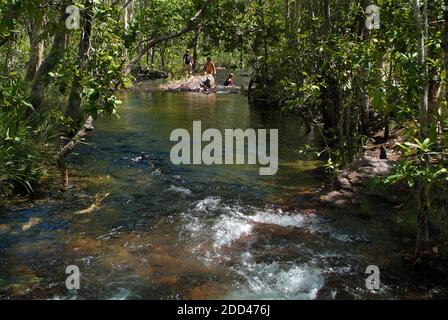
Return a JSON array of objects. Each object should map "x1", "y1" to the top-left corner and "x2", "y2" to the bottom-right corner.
[
  {"x1": 30, "y1": 3, "x2": 68, "y2": 112},
  {"x1": 65, "y1": 1, "x2": 93, "y2": 124},
  {"x1": 413, "y1": 0, "x2": 430, "y2": 256},
  {"x1": 123, "y1": 0, "x2": 214, "y2": 76}
]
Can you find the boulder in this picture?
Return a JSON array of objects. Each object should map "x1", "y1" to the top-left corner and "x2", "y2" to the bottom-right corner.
[
  {"x1": 318, "y1": 156, "x2": 408, "y2": 208},
  {"x1": 335, "y1": 156, "x2": 392, "y2": 191},
  {"x1": 160, "y1": 75, "x2": 216, "y2": 92}
]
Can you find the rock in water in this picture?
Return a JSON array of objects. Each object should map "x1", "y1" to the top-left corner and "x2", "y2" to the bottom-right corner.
[
  {"x1": 318, "y1": 156, "x2": 408, "y2": 208},
  {"x1": 160, "y1": 75, "x2": 216, "y2": 92},
  {"x1": 336, "y1": 156, "x2": 392, "y2": 191}
]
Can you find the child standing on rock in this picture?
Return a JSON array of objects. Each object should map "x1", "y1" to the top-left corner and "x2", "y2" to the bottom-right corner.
[{"x1": 203, "y1": 57, "x2": 216, "y2": 75}]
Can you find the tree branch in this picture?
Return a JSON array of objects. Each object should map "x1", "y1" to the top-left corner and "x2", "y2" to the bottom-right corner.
[
  {"x1": 124, "y1": 0, "x2": 214, "y2": 75},
  {"x1": 56, "y1": 116, "x2": 94, "y2": 167}
]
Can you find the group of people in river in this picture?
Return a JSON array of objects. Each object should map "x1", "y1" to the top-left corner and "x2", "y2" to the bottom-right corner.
[{"x1": 182, "y1": 49, "x2": 236, "y2": 87}]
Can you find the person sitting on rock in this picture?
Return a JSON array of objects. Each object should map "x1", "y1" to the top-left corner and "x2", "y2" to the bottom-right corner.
[
  {"x1": 203, "y1": 57, "x2": 216, "y2": 75},
  {"x1": 224, "y1": 73, "x2": 235, "y2": 87},
  {"x1": 201, "y1": 77, "x2": 212, "y2": 90}
]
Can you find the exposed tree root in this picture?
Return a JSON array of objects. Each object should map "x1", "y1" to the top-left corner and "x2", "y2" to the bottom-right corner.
[{"x1": 74, "y1": 193, "x2": 111, "y2": 214}]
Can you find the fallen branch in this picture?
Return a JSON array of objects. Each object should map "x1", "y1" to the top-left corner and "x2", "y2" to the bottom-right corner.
[
  {"x1": 75, "y1": 193, "x2": 111, "y2": 214},
  {"x1": 56, "y1": 116, "x2": 94, "y2": 168}
]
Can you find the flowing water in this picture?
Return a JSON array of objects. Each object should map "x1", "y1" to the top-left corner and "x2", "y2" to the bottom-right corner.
[{"x1": 0, "y1": 74, "x2": 439, "y2": 299}]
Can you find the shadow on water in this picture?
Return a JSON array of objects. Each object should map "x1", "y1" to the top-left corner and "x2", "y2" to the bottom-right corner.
[{"x1": 0, "y1": 77, "x2": 441, "y2": 299}]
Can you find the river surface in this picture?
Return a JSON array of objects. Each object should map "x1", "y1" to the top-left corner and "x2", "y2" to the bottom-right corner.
[{"x1": 0, "y1": 75, "x2": 440, "y2": 299}]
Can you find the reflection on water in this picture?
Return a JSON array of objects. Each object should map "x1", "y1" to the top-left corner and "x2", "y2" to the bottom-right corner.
[{"x1": 0, "y1": 81, "x2": 437, "y2": 299}]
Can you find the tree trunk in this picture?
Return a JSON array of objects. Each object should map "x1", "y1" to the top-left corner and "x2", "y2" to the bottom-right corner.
[
  {"x1": 339, "y1": 97, "x2": 346, "y2": 163},
  {"x1": 26, "y1": 16, "x2": 44, "y2": 82},
  {"x1": 3, "y1": 42, "x2": 12, "y2": 76},
  {"x1": 414, "y1": 0, "x2": 429, "y2": 139},
  {"x1": 323, "y1": 0, "x2": 330, "y2": 27},
  {"x1": 416, "y1": 182, "x2": 430, "y2": 255},
  {"x1": 150, "y1": 46, "x2": 156, "y2": 66},
  {"x1": 161, "y1": 42, "x2": 166, "y2": 72},
  {"x1": 444, "y1": 0, "x2": 448, "y2": 99},
  {"x1": 284, "y1": 0, "x2": 291, "y2": 39},
  {"x1": 293, "y1": 0, "x2": 302, "y2": 39},
  {"x1": 262, "y1": 6, "x2": 268, "y2": 63},
  {"x1": 192, "y1": 25, "x2": 202, "y2": 72},
  {"x1": 239, "y1": 43, "x2": 244, "y2": 69},
  {"x1": 123, "y1": 0, "x2": 134, "y2": 31},
  {"x1": 129, "y1": 0, "x2": 134, "y2": 25},
  {"x1": 57, "y1": 116, "x2": 94, "y2": 168},
  {"x1": 65, "y1": 3, "x2": 93, "y2": 124},
  {"x1": 359, "y1": 0, "x2": 371, "y2": 135},
  {"x1": 441, "y1": 0, "x2": 448, "y2": 148},
  {"x1": 441, "y1": 198, "x2": 448, "y2": 241},
  {"x1": 30, "y1": 5, "x2": 68, "y2": 112},
  {"x1": 360, "y1": 91, "x2": 370, "y2": 135},
  {"x1": 345, "y1": 102, "x2": 353, "y2": 160},
  {"x1": 413, "y1": 0, "x2": 430, "y2": 257},
  {"x1": 124, "y1": 3, "x2": 129, "y2": 32}
]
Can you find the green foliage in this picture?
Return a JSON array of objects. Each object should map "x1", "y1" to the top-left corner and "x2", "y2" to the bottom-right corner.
[
  {"x1": 0, "y1": 74, "x2": 62, "y2": 197},
  {"x1": 382, "y1": 138, "x2": 448, "y2": 188},
  {"x1": 82, "y1": 3, "x2": 128, "y2": 118}
]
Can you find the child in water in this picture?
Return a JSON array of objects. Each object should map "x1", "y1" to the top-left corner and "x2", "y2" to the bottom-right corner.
[{"x1": 224, "y1": 73, "x2": 235, "y2": 87}]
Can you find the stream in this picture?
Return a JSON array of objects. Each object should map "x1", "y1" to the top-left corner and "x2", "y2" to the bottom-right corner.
[{"x1": 0, "y1": 72, "x2": 440, "y2": 299}]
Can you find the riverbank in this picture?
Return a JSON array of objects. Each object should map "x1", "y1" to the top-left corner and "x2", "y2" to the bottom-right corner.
[{"x1": 283, "y1": 126, "x2": 448, "y2": 287}]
